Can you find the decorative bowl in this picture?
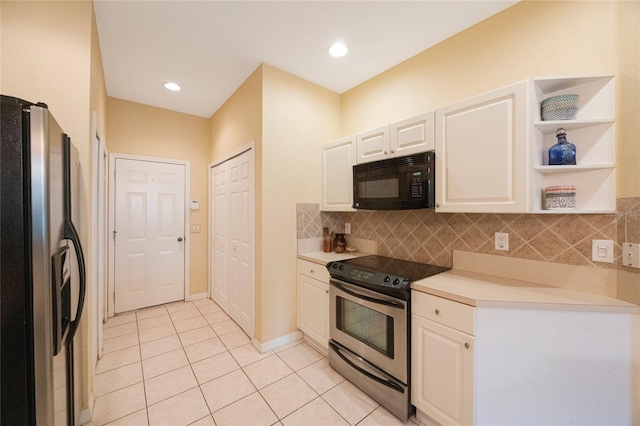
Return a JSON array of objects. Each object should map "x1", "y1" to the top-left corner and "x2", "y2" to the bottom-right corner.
[
  {"x1": 541, "y1": 94, "x2": 579, "y2": 121},
  {"x1": 545, "y1": 185, "x2": 576, "y2": 209}
]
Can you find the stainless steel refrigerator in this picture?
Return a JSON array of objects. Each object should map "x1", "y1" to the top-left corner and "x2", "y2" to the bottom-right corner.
[{"x1": 1, "y1": 95, "x2": 86, "y2": 425}]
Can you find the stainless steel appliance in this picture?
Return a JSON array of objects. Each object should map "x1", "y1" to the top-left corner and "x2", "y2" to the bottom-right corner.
[
  {"x1": 327, "y1": 255, "x2": 448, "y2": 422},
  {"x1": 1, "y1": 95, "x2": 86, "y2": 425},
  {"x1": 353, "y1": 151, "x2": 435, "y2": 210}
]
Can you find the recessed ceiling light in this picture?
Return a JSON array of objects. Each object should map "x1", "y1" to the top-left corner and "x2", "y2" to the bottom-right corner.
[
  {"x1": 163, "y1": 82, "x2": 181, "y2": 91},
  {"x1": 328, "y1": 42, "x2": 348, "y2": 58}
]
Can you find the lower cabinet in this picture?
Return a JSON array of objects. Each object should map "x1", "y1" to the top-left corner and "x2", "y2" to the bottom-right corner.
[
  {"x1": 297, "y1": 259, "x2": 329, "y2": 349},
  {"x1": 411, "y1": 292, "x2": 475, "y2": 426},
  {"x1": 411, "y1": 290, "x2": 637, "y2": 425}
]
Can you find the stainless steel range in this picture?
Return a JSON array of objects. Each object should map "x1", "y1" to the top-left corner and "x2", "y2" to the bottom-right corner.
[{"x1": 326, "y1": 255, "x2": 449, "y2": 422}]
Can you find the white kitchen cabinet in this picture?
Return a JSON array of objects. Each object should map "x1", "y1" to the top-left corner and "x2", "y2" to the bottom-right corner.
[
  {"x1": 356, "y1": 113, "x2": 435, "y2": 164},
  {"x1": 411, "y1": 289, "x2": 637, "y2": 426},
  {"x1": 320, "y1": 135, "x2": 356, "y2": 211},
  {"x1": 435, "y1": 81, "x2": 529, "y2": 213},
  {"x1": 356, "y1": 125, "x2": 390, "y2": 164},
  {"x1": 412, "y1": 292, "x2": 475, "y2": 426},
  {"x1": 390, "y1": 112, "x2": 435, "y2": 157},
  {"x1": 412, "y1": 312, "x2": 474, "y2": 426},
  {"x1": 531, "y1": 75, "x2": 615, "y2": 213},
  {"x1": 297, "y1": 259, "x2": 329, "y2": 349}
]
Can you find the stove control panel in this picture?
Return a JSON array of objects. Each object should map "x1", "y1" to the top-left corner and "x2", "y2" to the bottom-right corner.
[{"x1": 327, "y1": 262, "x2": 410, "y2": 289}]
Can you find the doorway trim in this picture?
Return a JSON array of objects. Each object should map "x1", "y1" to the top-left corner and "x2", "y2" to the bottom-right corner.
[
  {"x1": 107, "y1": 153, "x2": 191, "y2": 318},
  {"x1": 91, "y1": 112, "x2": 108, "y2": 362},
  {"x1": 208, "y1": 141, "x2": 255, "y2": 337}
]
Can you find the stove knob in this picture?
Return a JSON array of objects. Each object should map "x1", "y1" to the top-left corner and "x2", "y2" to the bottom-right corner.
[
  {"x1": 332, "y1": 263, "x2": 338, "y2": 269},
  {"x1": 383, "y1": 276, "x2": 390, "y2": 283},
  {"x1": 393, "y1": 278, "x2": 400, "y2": 286},
  {"x1": 339, "y1": 265, "x2": 344, "y2": 270}
]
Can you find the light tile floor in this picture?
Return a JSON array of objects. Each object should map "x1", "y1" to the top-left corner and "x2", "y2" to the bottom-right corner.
[{"x1": 89, "y1": 298, "x2": 421, "y2": 426}]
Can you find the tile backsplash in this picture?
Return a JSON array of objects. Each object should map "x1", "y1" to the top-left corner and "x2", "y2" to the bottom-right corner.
[{"x1": 297, "y1": 199, "x2": 640, "y2": 273}]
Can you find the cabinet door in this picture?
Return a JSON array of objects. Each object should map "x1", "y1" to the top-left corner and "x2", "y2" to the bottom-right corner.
[
  {"x1": 390, "y1": 112, "x2": 435, "y2": 157},
  {"x1": 412, "y1": 314, "x2": 474, "y2": 426},
  {"x1": 435, "y1": 81, "x2": 529, "y2": 213},
  {"x1": 321, "y1": 136, "x2": 356, "y2": 211},
  {"x1": 297, "y1": 274, "x2": 329, "y2": 348},
  {"x1": 356, "y1": 125, "x2": 390, "y2": 164}
]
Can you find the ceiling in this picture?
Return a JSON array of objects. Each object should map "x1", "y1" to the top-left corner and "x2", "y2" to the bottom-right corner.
[{"x1": 94, "y1": 1, "x2": 517, "y2": 118}]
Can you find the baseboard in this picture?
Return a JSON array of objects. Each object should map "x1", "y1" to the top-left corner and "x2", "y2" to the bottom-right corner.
[
  {"x1": 188, "y1": 292, "x2": 208, "y2": 301},
  {"x1": 79, "y1": 392, "x2": 93, "y2": 425},
  {"x1": 252, "y1": 331, "x2": 302, "y2": 353}
]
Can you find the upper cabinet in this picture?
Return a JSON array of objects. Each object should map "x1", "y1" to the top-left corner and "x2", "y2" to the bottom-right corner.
[
  {"x1": 435, "y1": 81, "x2": 530, "y2": 213},
  {"x1": 531, "y1": 76, "x2": 615, "y2": 213},
  {"x1": 321, "y1": 135, "x2": 356, "y2": 211},
  {"x1": 356, "y1": 112, "x2": 435, "y2": 164}
]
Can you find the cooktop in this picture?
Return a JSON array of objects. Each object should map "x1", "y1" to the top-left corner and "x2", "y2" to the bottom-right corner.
[{"x1": 326, "y1": 255, "x2": 450, "y2": 295}]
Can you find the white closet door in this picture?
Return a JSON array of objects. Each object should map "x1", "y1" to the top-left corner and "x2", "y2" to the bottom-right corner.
[
  {"x1": 209, "y1": 163, "x2": 229, "y2": 311},
  {"x1": 226, "y1": 153, "x2": 254, "y2": 336},
  {"x1": 209, "y1": 147, "x2": 255, "y2": 337}
]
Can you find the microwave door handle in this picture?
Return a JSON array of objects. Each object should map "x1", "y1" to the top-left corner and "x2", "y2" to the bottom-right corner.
[
  {"x1": 330, "y1": 343, "x2": 405, "y2": 393},
  {"x1": 330, "y1": 281, "x2": 404, "y2": 309}
]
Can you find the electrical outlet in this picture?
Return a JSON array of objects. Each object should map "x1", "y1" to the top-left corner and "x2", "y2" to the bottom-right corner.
[
  {"x1": 495, "y1": 232, "x2": 509, "y2": 251},
  {"x1": 191, "y1": 223, "x2": 200, "y2": 233},
  {"x1": 345, "y1": 222, "x2": 351, "y2": 234}
]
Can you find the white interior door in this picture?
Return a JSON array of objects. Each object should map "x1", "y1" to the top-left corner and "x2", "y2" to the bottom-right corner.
[
  {"x1": 227, "y1": 153, "x2": 254, "y2": 336},
  {"x1": 210, "y1": 163, "x2": 229, "y2": 310},
  {"x1": 209, "y1": 145, "x2": 255, "y2": 337},
  {"x1": 114, "y1": 158, "x2": 186, "y2": 313}
]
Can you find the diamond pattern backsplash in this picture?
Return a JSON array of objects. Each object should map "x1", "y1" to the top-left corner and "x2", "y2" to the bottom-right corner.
[{"x1": 297, "y1": 199, "x2": 640, "y2": 273}]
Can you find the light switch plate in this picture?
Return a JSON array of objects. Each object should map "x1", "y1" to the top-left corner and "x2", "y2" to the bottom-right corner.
[
  {"x1": 591, "y1": 239, "x2": 614, "y2": 263},
  {"x1": 623, "y1": 242, "x2": 640, "y2": 268},
  {"x1": 190, "y1": 200, "x2": 200, "y2": 210}
]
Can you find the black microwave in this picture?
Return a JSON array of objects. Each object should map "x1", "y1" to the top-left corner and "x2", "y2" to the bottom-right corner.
[{"x1": 353, "y1": 151, "x2": 435, "y2": 210}]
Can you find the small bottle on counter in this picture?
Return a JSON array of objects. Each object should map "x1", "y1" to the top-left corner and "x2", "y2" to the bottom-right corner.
[{"x1": 323, "y1": 227, "x2": 332, "y2": 253}]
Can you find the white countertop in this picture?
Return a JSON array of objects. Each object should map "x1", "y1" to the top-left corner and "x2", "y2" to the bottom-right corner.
[
  {"x1": 412, "y1": 269, "x2": 640, "y2": 314},
  {"x1": 297, "y1": 251, "x2": 370, "y2": 265}
]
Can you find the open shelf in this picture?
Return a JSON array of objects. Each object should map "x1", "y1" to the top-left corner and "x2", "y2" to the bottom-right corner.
[
  {"x1": 534, "y1": 164, "x2": 614, "y2": 174},
  {"x1": 531, "y1": 76, "x2": 615, "y2": 214}
]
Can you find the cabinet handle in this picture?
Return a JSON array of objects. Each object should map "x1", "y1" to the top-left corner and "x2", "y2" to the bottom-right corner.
[
  {"x1": 390, "y1": 149, "x2": 395, "y2": 154},
  {"x1": 310, "y1": 269, "x2": 314, "y2": 273},
  {"x1": 384, "y1": 150, "x2": 388, "y2": 155},
  {"x1": 465, "y1": 343, "x2": 470, "y2": 349},
  {"x1": 326, "y1": 290, "x2": 329, "y2": 294},
  {"x1": 435, "y1": 309, "x2": 440, "y2": 315},
  {"x1": 436, "y1": 203, "x2": 440, "y2": 208}
]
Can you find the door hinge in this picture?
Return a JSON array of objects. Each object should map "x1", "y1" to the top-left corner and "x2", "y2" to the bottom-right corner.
[{"x1": 113, "y1": 230, "x2": 117, "y2": 241}]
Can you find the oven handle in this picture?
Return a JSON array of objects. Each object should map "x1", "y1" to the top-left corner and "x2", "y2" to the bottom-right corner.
[
  {"x1": 330, "y1": 342, "x2": 405, "y2": 393},
  {"x1": 330, "y1": 281, "x2": 405, "y2": 309}
]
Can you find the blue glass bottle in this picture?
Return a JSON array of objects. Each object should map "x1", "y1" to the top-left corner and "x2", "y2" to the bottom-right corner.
[{"x1": 548, "y1": 128, "x2": 576, "y2": 165}]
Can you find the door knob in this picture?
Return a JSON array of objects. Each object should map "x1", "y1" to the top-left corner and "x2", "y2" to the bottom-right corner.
[{"x1": 178, "y1": 237, "x2": 183, "y2": 242}]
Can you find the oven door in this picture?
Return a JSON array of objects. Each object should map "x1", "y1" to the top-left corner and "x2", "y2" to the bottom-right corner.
[{"x1": 329, "y1": 278, "x2": 407, "y2": 383}]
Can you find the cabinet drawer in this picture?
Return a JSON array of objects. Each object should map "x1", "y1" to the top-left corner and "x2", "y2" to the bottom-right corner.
[
  {"x1": 297, "y1": 259, "x2": 330, "y2": 283},
  {"x1": 412, "y1": 291, "x2": 475, "y2": 336}
]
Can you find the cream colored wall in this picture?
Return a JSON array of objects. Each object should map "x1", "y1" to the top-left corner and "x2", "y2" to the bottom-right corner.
[
  {"x1": 1, "y1": 0, "x2": 99, "y2": 414},
  {"x1": 260, "y1": 64, "x2": 341, "y2": 342},
  {"x1": 341, "y1": 1, "x2": 639, "y2": 198},
  {"x1": 106, "y1": 97, "x2": 210, "y2": 296},
  {"x1": 208, "y1": 65, "x2": 264, "y2": 338}
]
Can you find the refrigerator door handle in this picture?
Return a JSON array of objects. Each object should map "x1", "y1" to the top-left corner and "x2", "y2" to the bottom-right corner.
[
  {"x1": 64, "y1": 220, "x2": 86, "y2": 344},
  {"x1": 51, "y1": 247, "x2": 70, "y2": 355}
]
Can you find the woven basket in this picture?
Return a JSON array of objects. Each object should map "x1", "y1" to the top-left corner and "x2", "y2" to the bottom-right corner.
[{"x1": 541, "y1": 94, "x2": 579, "y2": 121}]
